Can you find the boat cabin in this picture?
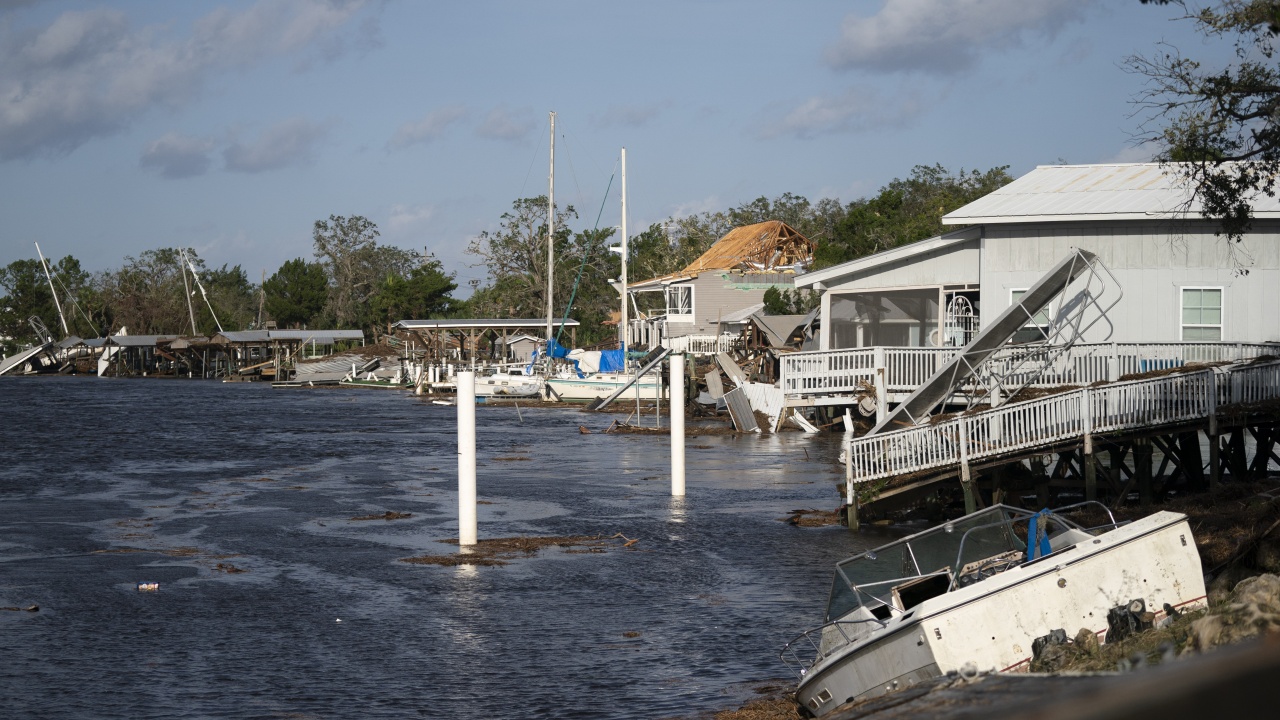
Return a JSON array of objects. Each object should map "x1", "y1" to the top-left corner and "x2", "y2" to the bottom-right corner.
[{"x1": 825, "y1": 504, "x2": 1113, "y2": 624}]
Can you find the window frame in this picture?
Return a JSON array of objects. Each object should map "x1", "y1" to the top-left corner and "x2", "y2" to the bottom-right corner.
[
  {"x1": 1009, "y1": 288, "x2": 1051, "y2": 343},
  {"x1": 665, "y1": 284, "x2": 694, "y2": 324},
  {"x1": 1180, "y1": 286, "x2": 1224, "y2": 342}
]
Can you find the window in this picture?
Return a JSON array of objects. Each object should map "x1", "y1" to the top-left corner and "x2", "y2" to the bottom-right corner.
[
  {"x1": 1181, "y1": 287, "x2": 1222, "y2": 341},
  {"x1": 1010, "y1": 289, "x2": 1050, "y2": 343},
  {"x1": 666, "y1": 285, "x2": 693, "y2": 323}
]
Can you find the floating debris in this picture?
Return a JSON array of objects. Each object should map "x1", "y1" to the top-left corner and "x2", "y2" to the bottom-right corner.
[
  {"x1": 136, "y1": 582, "x2": 159, "y2": 592},
  {"x1": 1, "y1": 605, "x2": 39, "y2": 612},
  {"x1": 399, "y1": 534, "x2": 630, "y2": 567},
  {"x1": 213, "y1": 563, "x2": 246, "y2": 574},
  {"x1": 349, "y1": 511, "x2": 413, "y2": 521}
]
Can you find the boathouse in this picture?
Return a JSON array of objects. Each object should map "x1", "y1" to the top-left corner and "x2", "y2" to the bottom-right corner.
[{"x1": 626, "y1": 220, "x2": 814, "y2": 354}]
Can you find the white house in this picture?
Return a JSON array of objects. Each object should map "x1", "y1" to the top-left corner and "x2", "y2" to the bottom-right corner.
[{"x1": 797, "y1": 163, "x2": 1280, "y2": 351}]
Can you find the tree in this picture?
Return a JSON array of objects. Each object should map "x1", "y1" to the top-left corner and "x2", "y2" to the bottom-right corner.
[
  {"x1": 200, "y1": 263, "x2": 257, "y2": 332},
  {"x1": 367, "y1": 256, "x2": 459, "y2": 331},
  {"x1": 0, "y1": 255, "x2": 100, "y2": 348},
  {"x1": 314, "y1": 215, "x2": 380, "y2": 328},
  {"x1": 466, "y1": 196, "x2": 579, "y2": 319},
  {"x1": 1130, "y1": 0, "x2": 1280, "y2": 241},
  {"x1": 763, "y1": 287, "x2": 821, "y2": 315},
  {"x1": 815, "y1": 164, "x2": 1012, "y2": 268},
  {"x1": 264, "y1": 258, "x2": 328, "y2": 328},
  {"x1": 99, "y1": 248, "x2": 193, "y2": 335},
  {"x1": 0, "y1": 259, "x2": 58, "y2": 347}
]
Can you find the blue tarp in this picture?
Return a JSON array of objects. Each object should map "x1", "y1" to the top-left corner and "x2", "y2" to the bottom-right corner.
[{"x1": 598, "y1": 349, "x2": 625, "y2": 373}]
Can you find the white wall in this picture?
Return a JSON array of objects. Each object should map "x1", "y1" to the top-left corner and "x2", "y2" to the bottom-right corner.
[{"x1": 980, "y1": 220, "x2": 1280, "y2": 343}]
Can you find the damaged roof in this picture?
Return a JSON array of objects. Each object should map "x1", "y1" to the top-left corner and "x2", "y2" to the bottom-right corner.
[{"x1": 632, "y1": 220, "x2": 815, "y2": 287}]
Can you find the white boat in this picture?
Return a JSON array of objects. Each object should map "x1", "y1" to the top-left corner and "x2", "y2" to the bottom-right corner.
[
  {"x1": 545, "y1": 372, "x2": 661, "y2": 402},
  {"x1": 474, "y1": 371, "x2": 543, "y2": 398},
  {"x1": 780, "y1": 503, "x2": 1207, "y2": 717}
]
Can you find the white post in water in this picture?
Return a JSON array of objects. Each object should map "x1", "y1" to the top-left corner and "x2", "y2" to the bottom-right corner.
[
  {"x1": 457, "y1": 370, "x2": 478, "y2": 546},
  {"x1": 670, "y1": 353, "x2": 685, "y2": 496}
]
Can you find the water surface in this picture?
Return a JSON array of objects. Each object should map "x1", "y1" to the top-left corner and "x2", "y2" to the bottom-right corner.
[{"x1": 0, "y1": 376, "x2": 878, "y2": 719}]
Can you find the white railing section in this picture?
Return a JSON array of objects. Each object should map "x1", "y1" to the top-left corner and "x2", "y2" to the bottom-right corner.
[
  {"x1": 665, "y1": 334, "x2": 741, "y2": 355},
  {"x1": 783, "y1": 342, "x2": 1277, "y2": 398},
  {"x1": 845, "y1": 359, "x2": 1280, "y2": 484}
]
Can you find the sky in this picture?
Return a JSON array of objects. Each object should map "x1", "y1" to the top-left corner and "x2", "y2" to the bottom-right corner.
[{"x1": 0, "y1": 0, "x2": 1234, "y2": 295}]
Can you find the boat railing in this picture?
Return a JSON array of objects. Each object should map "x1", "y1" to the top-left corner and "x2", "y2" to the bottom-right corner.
[{"x1": 779, "y1": 616, "x2": 888, "y2": 678}]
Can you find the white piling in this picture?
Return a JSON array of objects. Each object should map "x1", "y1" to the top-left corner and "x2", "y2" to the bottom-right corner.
[
  {"x1": 457, "y1": 370, "x2": 478, "y2": 546},
  {"x1": 671, "y1": 353, "x2": 685, "y2": 497}
]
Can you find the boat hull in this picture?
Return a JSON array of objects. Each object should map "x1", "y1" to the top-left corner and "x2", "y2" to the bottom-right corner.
[
  {"x1": 797, "y1": 512, "x2": 1206, "y2": 716},
  {"x1": 545, "y1": 373, "x2": 663, "y2": 402}
]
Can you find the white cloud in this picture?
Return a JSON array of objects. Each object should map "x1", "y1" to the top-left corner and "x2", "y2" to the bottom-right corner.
[
  {"x1": 140, "y1": 132, "x2": 215, "y2": 179},
  {"x1": 389, "y1": 105, "x2": 468, "y2": 149},
  {"x1": 0, "y1": 0, "x2": 378, "y2": 161},
  {"x1": 386, "y1": 203, "x2": 436, "y2": 237},
  {"x1": 760, "y1": 86, "x2": 926, "y2": 139},
  {"x1": 476, "y1": 107, "x2": 534, "y2": 141},
  {"x1": 824, "y1": 0, "x2": 1089, "y2": 75},
  {"x1": 223, "y1": 117, "x2": 328, "y2": 173}
]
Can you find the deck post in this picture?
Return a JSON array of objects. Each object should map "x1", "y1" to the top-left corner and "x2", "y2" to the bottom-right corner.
[
  {"x1": 1135, "y1": 438, "x2": 1153, "y2": 506},
  {"x1": 1031, "y1": 456, "x2": 1049, "y2": 508},
  {"x1": 845, "y1": 434, "x2": 858, "y2": 531},
  {"x1": 873, "y1": 346, "x2": 887, "y2": 425},
  {"x1": 1081, "y1": 387, "x2": 1096, "y2": 501},
  {"x1": 1208, "y1": 370, "x2": 1220, "y2": 488}
]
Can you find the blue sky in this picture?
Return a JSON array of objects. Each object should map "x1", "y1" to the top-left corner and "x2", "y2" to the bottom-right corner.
[{"x1": 0, "y1": 0, "x2": 1228, "y2": 293}]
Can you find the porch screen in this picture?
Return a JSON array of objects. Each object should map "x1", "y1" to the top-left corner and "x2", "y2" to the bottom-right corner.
[{"x1": 829, "y1": 290, "x2": 940, "y2": 349}]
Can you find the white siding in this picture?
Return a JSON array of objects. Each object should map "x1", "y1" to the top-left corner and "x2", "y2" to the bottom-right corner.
[
  {"x1": 981, "y1": 220, "x2": 1280, "y2": 343},
  {"x1": 823, "y1": 239, "x2": 981, "y2": 292}
]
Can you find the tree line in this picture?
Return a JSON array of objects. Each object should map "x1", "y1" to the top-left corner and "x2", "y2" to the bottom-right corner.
[{"x1": 0, "y1": 163, "x2": 1012, "y2": 353}]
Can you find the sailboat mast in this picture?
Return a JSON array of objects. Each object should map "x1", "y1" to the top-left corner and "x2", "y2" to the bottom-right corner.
[
  {"x1": 34, "y1": 242, "x2": 69, "y2": 337},
  {"x1": 180, "y1": 252, "x2": 198, "y2": 335},
  {"x1": 546, "y1": 111, "x2": 556, "y2": 349},
  {"x1": 620, "y1": 148, "x2": 628, "y2": 352}
]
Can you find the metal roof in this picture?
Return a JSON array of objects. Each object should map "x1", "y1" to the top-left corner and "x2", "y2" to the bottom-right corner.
[
  {"x1": 942, "y1": 162, "x2": 1280, "y2": 225},
  {"x1": 268, "y1": 329, "x2": 365, "y2": 341},
  {"x1": 394, "y1": 318, "x2": 579, "y2": 330},
  {"x1": 795, "y1": 227, "x2": 979, "y2": 289},
  {"x1": 105, "y1": 335, "x2": 180, "y2": 347}
]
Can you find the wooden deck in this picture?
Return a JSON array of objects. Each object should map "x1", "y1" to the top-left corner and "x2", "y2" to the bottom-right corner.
[{"x1": 841, "y1": 357, "x2": 1280, "y2": 514}]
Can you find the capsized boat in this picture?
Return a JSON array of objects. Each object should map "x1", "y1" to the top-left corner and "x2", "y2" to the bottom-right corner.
[{"x1": 780, "y1": 503, "x2": 1206, "y2": 717}]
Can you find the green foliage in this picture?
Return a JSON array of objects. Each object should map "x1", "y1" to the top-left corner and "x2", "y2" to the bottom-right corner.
[
  {"x1": 814, "y1": 164, "x2": 1012, "y2": 268},
  {"x1": 1131, "y1": 0, "x2": 1280, "y2": 243},
  {"x1": 0, "y1": 259, "x2": 57, "y2": 347},
  {"x1": 0, "y1": 255, "x2": 102, "y2": 348},
  {"x1": 763, "y1": 287, "x2": 821, "y2": 315},
  {"x1": 100, "y1": 248, "x2": 196, "y2": 335},
  {"x1": 465, "y1": 197, "x2": 626, "y2": 344},
  {"x1": 200, "y1": 263, "x2": 257, "y2": 332},
  {"x1": 367, "y1": 256, "x2": 459, "y2": 331},
  {"x1": 310, "y1": 214, "x2": 437, "y2": 332},
  {"x1": 264, "y1": 259, "x2": 328, "y2": 328}
]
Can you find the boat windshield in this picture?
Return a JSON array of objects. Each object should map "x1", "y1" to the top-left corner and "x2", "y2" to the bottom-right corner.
[{"x1": 825, "y1": 506, "x2": 1026, "y2": 621}]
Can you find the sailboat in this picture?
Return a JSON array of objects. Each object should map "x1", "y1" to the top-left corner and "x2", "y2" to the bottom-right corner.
[{"x1": 545, "y1": 146, "x2": 664, "y2": 403}]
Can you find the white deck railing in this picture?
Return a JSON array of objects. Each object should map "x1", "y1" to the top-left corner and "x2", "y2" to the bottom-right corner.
[
  {"x1": 665, "y1": 334, "x2": 742, "y2": 355},
  {"x1": 844, "y1": 359, "x2": 1280, "y2": 484},
  {"x1": 782, "y1": 342, "x2": 1277, "y2": 398}
]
